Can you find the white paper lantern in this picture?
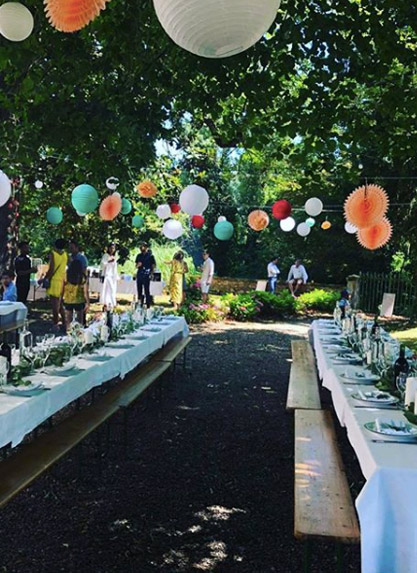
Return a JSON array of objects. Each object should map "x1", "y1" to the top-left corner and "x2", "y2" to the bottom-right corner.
[
  {"x1": 163, "y1": 219, "x2": 184, "y2": 240},
  {"x1": 218, "y1": 215, "x2": 227, "y2": 222},
  {"x1": 179, "y1": 184, "x2": 209, "y2": 216},
  {"x1": 0, "y1": 2, "x2": 34, "y2": 42},
  {"x1": 344, "y1": 222, "x2": 357, "y2": 234},
  {"x1": 153, "y1": 0, "x2": 280, "y2": 58},
  {"x1": 106, "y1": 177, "x2": 119, "y2": 190},
  {"x1": 297, "y1": 222, "x2": 311, "y2": 237},
  {"x1": 305, "y1": 197, "x2": 323, "y2": 217},
  {"x1": 156, "y1": 204, "x2": 172, "y2": 219},
  {"x1": 0, "y1": 170, "x2": 12, "y2": 207},
  {"x1": 35, "y1": 180, "x2": 43, "y2": 189},
  {"x1": 280, "y1": 216, "x2": 296, "y2": 232}
]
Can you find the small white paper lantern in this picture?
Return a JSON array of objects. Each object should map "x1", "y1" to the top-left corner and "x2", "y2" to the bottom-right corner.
[
  {"x1": 106, "y1": 177, "x2": 119, "y2": 190},
  {"x1": 156, "y1": 204, "x2": 171, "y2": 219},
  {"x1": 345, "y1": 221, "x2": 357, "y2": 234},
  {"x1": 35, "y1": 180, "x2": 43, "y2": 189},
  {"x1": 218, "y1": 215, "x2": 227, "y2": 222},
  {"x1": 179, "y1": 184, "x2": 209, "y2": 215},
  {"x1": 305, "y1": 197, "x2": 323, "y2": 217},
  {"x1": 0, "y1": 2, "x2": 34, "y2": 42},
  {"x1": 163, "y1": 219, "x2": 183, "y2": 240},
  {"x1": 280, "y1": 216, "x2": 296, "y2": 232},
  {"x1": 297, "y1": 222, "x2": 311, "y2": 237},
  {"x1": 0, "y1": 170, "x2": 12, "y2": 207}
]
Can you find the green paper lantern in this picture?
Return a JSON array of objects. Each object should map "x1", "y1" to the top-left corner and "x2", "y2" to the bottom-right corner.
[
  {"x1": 132, "y1": 214, "x2": 144, "y2": 228},
  {"x1": 46, "y1": 207, "x2": 63, "y2": 225},
  {"x1": 71, "y1": 184, "x2": 99, "y2": 214},
  {"x1": 214, "y1": 220, "x2": 234, "y2": 241},
  {"x1": 121, "y1": 198, "x2": 132, "y2": 215},
  {"x1": 306, "y1": 217, "x2": 315, "y2": 227}
]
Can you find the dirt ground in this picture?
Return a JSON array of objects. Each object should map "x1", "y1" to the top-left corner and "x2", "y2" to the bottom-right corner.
[{"x1": 0, "y1": 319, "x2": 363, "y2": 572}]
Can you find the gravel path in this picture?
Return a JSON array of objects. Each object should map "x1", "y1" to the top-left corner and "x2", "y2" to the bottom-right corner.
[{"x1": 0, "y1": 320, "x2": 362, "y2": 572}]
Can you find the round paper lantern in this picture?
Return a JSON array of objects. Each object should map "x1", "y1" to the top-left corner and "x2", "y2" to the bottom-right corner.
[
  {"x1": 306, "y1": 217, "x2": 315, "y2": 227},
  {"x1": 132, "y1": 215, "x2": 145, "y2": 228},
  {"x1": 297, "y1": 222, "x2": 311, "y2": 237},
  {"x1": 0, "y1": 2, "x2": 34, "y2": 41},
  {"x1": 106, "y1": 177, "x2": 119, "y2": 191},
  {"x1": 191, "y1": 215, "x2": 205, "y2": 228},
  {"x1": 153, "y1": 0, "x2": 281, "y2": 59},
  {"x1": 179, "y1": 184, "x2": 209, "y2": 215},
  {"x1": 248, "y1": 209, "x2": 269, "y2": 231},
  {"x1": 214, "y1": 220, "x2": 234, "y2": 241},
  {"x1": 280, "y1": 217, "x2": 296, "y2": 232},
  {"x1": 0, "y1": 171, "x2": 12, "y2": 207},
  {"x1": 305, "y1": 197, "x2": 323, "y2": 217},
  {"x1": 321, "y1": 220, "x2": 331, "y2": 230},
  {"x1": 35, "y1": 180, "x2": 43, "y2": 189},
  {"x1": 137, "y1": 180, "x2": 158, "y2": 198},
  {"x1": 170, "y1": 203, "x2": 180, "y2": 214},
  {"x1": 156, "y1": 204, "x2": 171, "y2": 219},
  {"x1": 44, "y1": 0, "x2": 107, "y2": 32},
  {"x1": 71, "y1": 184, "x2": 99, "y2": 214},
  {"x1": 272, "y1": 199, "x2": 292, "y2": 220},
  {"x1": 46, "y1": 207, "x2": 63, "y2": 225},
  {"x1": 218, "y1": 215, "x2": 227, "y2": 222},
  {"x1": 99, "y1": 194, "x2": 122, "y2": 221},
  {"x1": 344, "y1": 222, "x2": 357, "y2": 234},
  {"x1": 357, "y1": 217, "x2": 392, "y2": 250},
  {"x1": 163, "y1": 219, "x2": 183, "y2": 240},
  {"x1": 344, "y1": 184, "x2": 389, "y2": 229},
  {"x1": 121, "y1": 198, "x2": 132, "y2": 215}
]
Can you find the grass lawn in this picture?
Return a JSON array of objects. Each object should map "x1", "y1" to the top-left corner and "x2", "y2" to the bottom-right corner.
[{"x1": 391, "y1": 326, "x2": 417, "y2": 353}]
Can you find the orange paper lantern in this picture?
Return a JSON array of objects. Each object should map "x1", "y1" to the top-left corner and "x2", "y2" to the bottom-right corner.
[
  {"x1": 99, "y1": 193, "x2": 122, "y2": 221},
  {"x1": 248, "y1": 209, "x2": 269, "y2": 231},
  {"x1": 357, "y1": 217, "x2": 392, "y2": 250},
  {"x1": 321, "y1": 220, "x2": 331, "y2": 230},
  {"x1": 137, "y1": 180, "x2": 158, "y2": 198},
  {"x1": 44, "y1": 0, "x2": 108, "y2": 32},
  {"x1": 344, "y1": 184, "x2": 389, "y2": 229}
]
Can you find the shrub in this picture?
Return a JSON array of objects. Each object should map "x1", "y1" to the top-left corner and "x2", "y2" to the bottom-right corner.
[
  {"x1": 252, "y1": 290, "x2": 296, "y2": 316},
  {"x1": 227, "y1": 293, "x2": 260, "y2": 321},
  {"x1": 295, "y1": 289, "x2": 339, "y2": 312},
  {"x1": 177, "y1": 299, "x2": 228, "y2": 324}
]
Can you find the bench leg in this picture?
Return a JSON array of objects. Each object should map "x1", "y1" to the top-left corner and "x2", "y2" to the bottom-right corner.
[
  {"x1": 303, "y1": 540, "x2": 312, "y2": 573},
  {"x1": 336, "y1": 543, "x2": 344, "y2": 573}
]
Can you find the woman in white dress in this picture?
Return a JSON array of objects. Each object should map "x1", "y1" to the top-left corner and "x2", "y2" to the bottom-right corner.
[{"x1": 100, "y1": 243, "x2": 118, "y2": 310}]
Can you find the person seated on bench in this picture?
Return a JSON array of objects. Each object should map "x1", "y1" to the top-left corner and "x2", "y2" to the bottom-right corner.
[{"x1": 287, "y1": 259, "x2": 308, "y2": 298}]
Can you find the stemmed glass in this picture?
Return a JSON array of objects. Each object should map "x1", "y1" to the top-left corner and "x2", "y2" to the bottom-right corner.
[
  {"x1": 396, "y1": 373, "x2": 407, "y2": 406},
  {"x1": 0, "y1": 361, "x2": 10, "y2": 389}
]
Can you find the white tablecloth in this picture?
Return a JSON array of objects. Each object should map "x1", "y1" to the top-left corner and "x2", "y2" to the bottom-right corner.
[
  {"x1": 0, "y1": 317, "x2": 188, "y2": 449},
  {"x1": 311, "y1": 320, "x2": 417, "y2": 573},
  {"x1": 0, "y1": 301, "x2": 27, "y2": 331},
  {"x1": 89, "y1": 278, "x2": 164, "y2": 297}
]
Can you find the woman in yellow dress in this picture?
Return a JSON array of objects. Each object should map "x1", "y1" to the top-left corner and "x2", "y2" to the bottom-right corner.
[
  {"x1": 167, "y1": 251, "x2": 188, "y2": 310},
  {"x1": 43, "y1": 238, "x2": 68, "y2": 329},
  {"x1": 63, "y1": 258, "x2": 89, "y2": 330}
]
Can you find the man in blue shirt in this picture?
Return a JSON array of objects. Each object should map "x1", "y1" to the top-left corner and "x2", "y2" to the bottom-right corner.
[
  {"x1": 2, "y1": 271, "x2": 17, "y2": 302},
  {"x1": 69, "y1": 240, "x2": 88, "y2": 274},
  {"x1": 135, "y1": 243, "x2": 156, "y2": 309}
]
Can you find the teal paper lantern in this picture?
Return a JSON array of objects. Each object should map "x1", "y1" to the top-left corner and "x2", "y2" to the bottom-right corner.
[
  {"x1": 46, "y1": 207, "x2": 63, "y2": 225},
  {"x1": 214, "y1": 220, "x2": 234, "y2": 241},
  {"x1": 132, "y1": 214, "x2": 144, "y2": 228},
  {"x1": 71, "y1": 184, "x2": 99, "y2": 214},
  {"x1": 121, "y1": 198, "x2": 132, "y2": 215},
  {"x1": 306, "y1": 217, "x2": 315, "y2": 227}
]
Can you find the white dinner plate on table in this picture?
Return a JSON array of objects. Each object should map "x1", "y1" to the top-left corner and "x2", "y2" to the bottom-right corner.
[
  {"x1": 83, "y1": 354, "x2": 113, "y2": 362},
  {"x1": 46, "y1": 363, "x2": 84, "y2": 377},
  {"x1": 163, "y1": 316, "x2": 178, "y2": 321},
  {"x1": 1, "y1": 382, "x2": 45, "y2": 396},
  {"x1": 141, "y1": 327, "x2": 162, "y2": 333},
  {"x1": 364, "y1": 419, "x2": 417, "y2": 442},
  {"x1": 331, "y1": 355, "x2": 361, "y2": 365},
  {"x1": 106, "y1": 342, "x2": 135, "y2": 349},
  {"x1": 126, "y1": 334, "x2": 147, "y2": 341},
  {"x1": 341, "y1": 370, "x2": 379, "y2": 383},
  {"x1": 352, "y1": 390, "x2": 398, "y2": 404},
  {"x1": 323, "y1": 344, "x2": 350, "y2": 352}
]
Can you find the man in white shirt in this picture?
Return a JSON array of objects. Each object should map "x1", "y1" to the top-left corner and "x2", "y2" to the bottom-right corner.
[
  {"x1": 267, "y1": 257, "x2": 280, "y2": 294},
  {"x1": 287, "y1": 259, "x2": 308, "y2": 297},
  {"x1": 201, "y1": 250, "x2": 215, "y2": 303}
]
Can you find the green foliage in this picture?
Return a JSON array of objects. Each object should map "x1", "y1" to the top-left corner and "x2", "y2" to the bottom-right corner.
[
  {"x1": 177, "y1": 300, "x2": 228, "y2": 324},
  {"x1": 254, "y1": 291, "x2": 297, "y2": 317},
  {"x1": 295, "y1": 290, "x2": 339, "y2": 313}
]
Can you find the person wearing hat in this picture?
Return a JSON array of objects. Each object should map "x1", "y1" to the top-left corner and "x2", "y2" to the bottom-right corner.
[{"x1": 135, "y1": 242, "x2": 156, "y2": 308}]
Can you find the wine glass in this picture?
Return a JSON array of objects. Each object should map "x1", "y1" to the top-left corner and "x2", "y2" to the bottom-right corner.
[
  {"x1": 396, "y1": 373, "x2": 407, "y2": 405},
  {"x1": 0, "y1": 360, "x2": 9, "y2": 388}
]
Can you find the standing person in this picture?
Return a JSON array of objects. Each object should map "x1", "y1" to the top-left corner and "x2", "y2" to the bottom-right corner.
[
  {"x1": 135, "y1": 242, "x2": 156, "y2": 309},
  {"x1": 267, "y1": 257, "x2": 280, "y2": 294},
  {"x1": 201, "y1": 250, "x2": 214, "y2": 303},
  {"x1": 287, "y1": 259, "x2": 308, "y2": 298},
  {"x1": 69, "y1": 240, "x2": 88, "y2": 275},
  {"x1": 14, "y1": 241, "x2": 37, "y2": 304},
  {"x1": 166, "y1": 251, "x2": 188, "y2": 310},
  {"x1": 100, "y1": 243, "x2": 118, "y2": 311},
  {"x1": 338, "y1": 289, "x2": 351, "y2": 319},
  {"x1": 1, "y1": 271, "x2": 17, "y2": 302},
  {"x1": 63, "y1": 259, "x2": 89, "y2": 329},
  {"x1": 43, "y1": 238, "x2": 68, "y2": 329}
]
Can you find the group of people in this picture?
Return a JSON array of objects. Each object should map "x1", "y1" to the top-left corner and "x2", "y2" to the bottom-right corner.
[
  {"x1": 166, "y1": 249, "x2": 214, "y2": 310},
  {"x1": 267, "y1": 258, "x2": 308, "y2": 298}
]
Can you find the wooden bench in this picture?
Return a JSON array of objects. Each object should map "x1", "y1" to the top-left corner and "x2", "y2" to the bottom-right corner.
[
  {"x1": 0, "y1": 335, "x2": 192, "y2": 508},
  {"x1": 286, "y1": 340, "x2": 321, "y2": 411},
  {"x1": 153, "y1": 335, "x2": 191, "y2": 369},
  {"x1": 294, "y1": 409, "x2": 360, "y2": 571}
]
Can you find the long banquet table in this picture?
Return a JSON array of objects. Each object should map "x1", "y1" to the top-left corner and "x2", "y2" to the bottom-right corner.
[
  {"x1": 0, "y1": 317, "x2": 188, "y2": 451},
  {"x1": 311, "y1": 319, "x2": 417, "y2": 573}
]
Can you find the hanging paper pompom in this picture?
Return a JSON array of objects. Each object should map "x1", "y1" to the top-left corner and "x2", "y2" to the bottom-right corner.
[
  {"x1": 248, "y1": 209, "x2": 269, "y2": 231},
  {"x1": 71, "y1": 184, "x2": 99, "y2": 214},
  {"x1": 0, "y1": 170, "x2": 12, "y2": 207},
  {"x1": 344, "y1": 184, "x2": 389, "y2": 229},
  {"x1": 179, "y1": 184, "x2": 209, "y2": 215},
  {"x1": 272, "y1": 199, "x2": 292, "y2": 220},
  {"x1": 306, "y1": 217, "x2": 315, "y2": 227},
  {"x1": 46, "y1": 207, "x2": 63, "y2": 225},
  {"x1": 156, "y1": 204, "x2": 171, "y2": 219},
  {"x1": 305, "y1": 197, "x2": 323, "y2": 217},
  {"x1": 121, "y1": 198, "x2": 132, "y2": 215},
  {"x1": 191, "y1": 215, "x2": 205, "y2": 228},
  {"x1": 163, "y1": 219, "x2": 183, "y2": 240},
  {"x1": 99, "y1": 193, "x2": 122, "y2": 221},
  {"x1": 44, "y1": 0, "x2": 108, "y2": 32},
  {"x1": 296, "y1": 222, "x2": 311, "y2": 237},
  {"x1": 344, "y1": 222, "x2": 357, "y2": 234},
  {"x1": 357, "y1": 217, "x2": 392, "y2": 250},
  {"x1": 0, "y1": 2, "x2": 34, "y2": 41},
  {"x1": 132, "y1": 215, "x2": 145, "y2": 228},
  {"x1": 170, "y1": 203, "x2": 180, "y2": 214},
  {"x1": 214, "y1": 220, "x2": 234, "y2": 241},
  {"x1": 321, "y1": 221, "x2": 331, "y2": 230},
  {"x1": 137, "y1": 180, "x2": 158, "y2": 198},
  {"x1": 280, "y1": 217, "x2": 296, "y2": 232}
]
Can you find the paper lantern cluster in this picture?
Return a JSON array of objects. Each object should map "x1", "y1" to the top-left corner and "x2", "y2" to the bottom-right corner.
[
  {"x1": 46, "y1": 207, "x2": 63, "y2": 225},
  {"x1": 0, "y1": 2, "x2": 34, "y2": 41},
  {"x1": 44, "y1": 0, "x2": 108, "y2": 32},
  {"x1": 99, "y1": 193, "x2": 122, "y2": 221},
  {"x1": 153, "y1": 0, "x2": 281, "y2": 59},
  {"x1": 248, "y1": 209, "x2": 269, "y2": 231},
  {"x1": 137, "y1": 180, "x2": 158, "y2": 198}
]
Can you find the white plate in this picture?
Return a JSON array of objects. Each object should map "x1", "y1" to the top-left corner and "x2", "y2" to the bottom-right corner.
[
  {"x1": 1, "y1": 382, "x2": 44, "y2": 396},
  {"x1": 324, "y1": 344, "x2": 350, "y2": 352},
  {"x1": 341, "y1": 370, "x2": 379, "y2": 383},
  {"x1": 365, "y1": 420, "x2": 417, "y2": 441},
  {"x1": 352, "y1": 391, "x2": 398, "y2": 404}
]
